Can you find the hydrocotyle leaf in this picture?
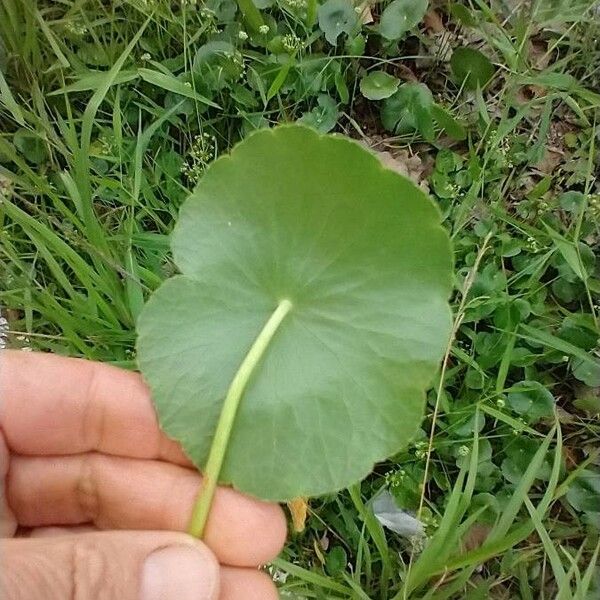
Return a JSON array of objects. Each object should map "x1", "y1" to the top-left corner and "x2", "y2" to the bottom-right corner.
[
  {"x1": 360, "y1": 71, "x2": 400, "y2": 101},
  {"x1": 317, "y1": 0, "x2": 358, "y2": 45},
  {"x1": 298, "y1": 94, "x2": 340, "y2": 132},
  {"x1": 381, "y1": 82, "x2": 434, "y2": 139},
  {"x1": 450, "y1": 46, "x2": 495, "y2": 90},
  {"x1": 137, "y1": 126, "x2": 453, "y2": 508},
  {"x1": 378, "y1": 0, "x2": 428, "y2": 41}
]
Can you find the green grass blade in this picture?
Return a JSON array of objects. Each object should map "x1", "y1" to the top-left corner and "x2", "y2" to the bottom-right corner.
[
  {"x1": 138, "y1": 68, "x2": 220, "y2": 108},
  {"x1": 0, "y1": 68, "x2": 25, "y2": 125}
]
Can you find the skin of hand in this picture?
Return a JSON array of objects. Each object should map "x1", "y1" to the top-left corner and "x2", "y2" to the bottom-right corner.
[{"x1": 0, "y1": 350, "x2": 287, "y2": 600}]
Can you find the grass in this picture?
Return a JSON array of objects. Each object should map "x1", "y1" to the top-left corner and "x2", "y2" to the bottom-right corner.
[{"x1": 1, "y1": 0, "x2": 600, "y2": 598}]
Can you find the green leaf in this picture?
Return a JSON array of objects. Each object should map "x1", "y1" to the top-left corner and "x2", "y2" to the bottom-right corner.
[
  {"x1": 450, "y1": 47, "x2": 495, "y2": 90},
  {"x1": 13, "y1": 128, "x2": 48, "y2": 164},
  {"x1": 317, "y1": 0, "x2": 358, "y2": 46},
  {"x1": 381, "y1": 82, "x2": 434, "y2": 139},
  {"x1": 346, "y1": 34, "x2": 366, "y2": 55},
  {"x1": 192, "y1": 41, "x2": 244, "y2": 92},
  {"x1": 566, "y1": 469, "x2": 600, "y2": 513},
  {"x1": 266, "y1": 58, "x2": 294, "y2": 101},
  {"x1": 360, "y1": 71, "x2": 400, "y2": 101},
  {"x1": 506, "y1": 380, "x2": 555, "y2": 424},
  {"x1": 546, "y1": 225, "x2": 589, "y2": 282},
  {"x1": 138, "y1": 68, "x2": 220, "y2": 108},
  {"x1": 47, "y1": 69, "x2": 139, "y2": 96},
  {"x1": 378, "y1": 0, "x2": 428, "y2": 41},
  {"x1": 573, "y1": 356, "x2": 600, "y2": 387},
  {"x1": 237, "y1": 0, "x2": 265, "y2": 31},
  {"x1": 559, "y1": 190, "x2": 585, "y2": 213},
  {"x1": 298, "y1": 94, "x2": 340, "y2": 132},
  {"x1": 205, "y1": 0, "x2": 238, "y2": 20},
  {"x1": 449, "y1": 3, "x2": 477, "y2": 27},
  {"x1": 325, "y1": 546, "x2": 348, "y2": 575},
  {"x1": 0, "y1": 68, "x2": 25, "y2": 125},
  {"x1": 137, "y1": 125, "x2": 453, "y2": 504},
  {"x1": 431, "y1": 103, "x2": 467, "y2": 141},
  {"x1": 501, "y1": 437, "x2": 552, "y2": 484}
]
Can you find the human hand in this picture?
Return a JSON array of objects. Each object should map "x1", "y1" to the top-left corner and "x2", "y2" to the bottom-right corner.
[{"x1": 0, "y1": 351, "x2": 286, "y2": 599}]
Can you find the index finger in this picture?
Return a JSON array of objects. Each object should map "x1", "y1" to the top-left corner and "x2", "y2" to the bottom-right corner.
[{"x1": 0, "y1": 350, "x2": 188, "y2": 463}]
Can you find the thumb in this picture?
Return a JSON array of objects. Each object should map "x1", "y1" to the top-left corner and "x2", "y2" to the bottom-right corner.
[{"x1": 1, "y1": 530, "x2": 220, "y2": 600}]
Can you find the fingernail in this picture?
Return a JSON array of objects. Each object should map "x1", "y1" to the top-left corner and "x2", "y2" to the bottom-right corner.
[{"x1": 140, "y1": 544, "x2": 219, "y2": 600}]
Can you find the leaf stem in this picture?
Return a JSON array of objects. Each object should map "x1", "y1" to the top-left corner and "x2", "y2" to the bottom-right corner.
[{"x1": 187, "y1": 298, "x2": 293, "y2": 538}]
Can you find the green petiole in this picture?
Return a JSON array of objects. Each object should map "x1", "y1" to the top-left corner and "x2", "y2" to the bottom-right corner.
[{"x1": 187, "y1": 298, "x2": 293, "y2": 538}]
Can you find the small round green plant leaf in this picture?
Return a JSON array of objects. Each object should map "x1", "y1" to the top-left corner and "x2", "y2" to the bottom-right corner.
[
  {"x1": 298, "y1": 94, "x2": 340, "y2": 132},
  {"x1": 137, "y1": 125, "x2": 452, "y2": 502},
  {"x1": 13, "y1": 128, "x2": 47, "y2": 164},
  {"x1": 360, "y1": 71, "x2": 400, "y2": 101},
  {"x1": 450, "y1": 47, "x2": 495, "y2": 90},
  {"x1": 317, "y1": 0, "x2": 358, "y2": 46},
  {"x1": 507, "y1": 380, "x2": 555, "y2": 424},
  {"x1": 381, "y1": 82, "x2": 434, "y2": 138},
  {"x1": 378, "y1": 0, "x2": 428, "y2": 41},
  {"x1": 559, "y1": 190, "x2": 585, "y2": 213}
]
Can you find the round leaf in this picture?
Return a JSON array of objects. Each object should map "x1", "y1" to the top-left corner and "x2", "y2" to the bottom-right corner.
[
  {"x1": 450, "y1": 47, "x2": 495, "y2": 90},
  {"x1": 360, "y1": 71, "x2": 400, "y2": 100},
  {"x1": 317, "y1": 0, "x2": 358, "y2": 46},
  {"x1": 566, "y1": 469, "x2": 600, "y2": 512},
  {"x1": 137, "y1": 126, "x2": 453, "y2": 501},
  {"x1": 507, "y1": 380, "x2": 555, "y2": 423},
  {"x1": 381, "y1": 82, "x2": 434, "y2": 138},
  {"x1": 13, "y1": 128, "x2": 48, "y2": 164},
  {"x1": 379, "y1": 0, "x2": 428, "y2": 41},
  {"x1": 559, "y1": 190, "x2": 585, "y2": 213},
  {"x1": 298, "y1": 94, "x2": 340, "y2": 133},
  {"x1": 193, "y1": 41, "x2": 243, "y2": 90}
]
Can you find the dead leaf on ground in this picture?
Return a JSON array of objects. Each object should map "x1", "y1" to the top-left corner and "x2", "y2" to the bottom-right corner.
[
  {"x1": 424, "y1": 10, "x2": 444, "y2": 33},
  {"x1": 361, "y1": 136, "x2": 430, "y2": 190},
  {"x1": 562, "y1": 445, "x2": 580, "y2": 469},
  {"x1": 393, "y1": 63, "x2": 419, "y2": 82},
  {"x1": 547, "y1": 118, "x2": 578, "y2": 151},
  {"x1": 535, "y1": 148, "x2": 563, "y2": 174},
  {"x1": 462, "y1": 523, "x2": 492, "y2": 552},
  {"x1": 514, "y1": 84, "x2": 547, "y2": 105},
  {"x1": 356, "y1": 1, "x2": 373, "y2": 24},
  {"x1": 529, "y1": 39, "x2": 552, "y2": 71}
]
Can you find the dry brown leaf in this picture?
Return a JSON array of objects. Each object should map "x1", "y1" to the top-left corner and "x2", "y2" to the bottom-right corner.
[
  {"x1": 423, "y1": 10, "x2": 444, "y2": 33},
  {"x1": 377, "y1": 150, "x2": 425, "y2": 184},
  {"x1": 357, "y1": 136, "x2": 430, "y2": 189},
  {"x1": 534, "y1": 149, "x2": 563, "y2": 174},
  {"x1": 529, "y1": 39, "x2": 552, "y2": 71},
  {"x1": 514, "y1": 84, "x2": 547, "y2": 105},
  {"x1": 462, "y1": 523, "x2": 492, "y2": 552},
  {"x1": 356, "y1": 1, "x2": 373, "y2": 24},
  {"x1": 287, "y1": 497, "x2": 308, "y2": 532},
  {"x1": 394, "y1": 63, "x2": 419, "y2": 82},
  {"x1": 562, "y1": 445, "x2": 580, "y2": 469}
]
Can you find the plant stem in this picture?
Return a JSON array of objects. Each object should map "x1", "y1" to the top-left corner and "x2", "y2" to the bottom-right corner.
[{"x1": 187, "y1": 298, "x2": 293, "y2": 538}]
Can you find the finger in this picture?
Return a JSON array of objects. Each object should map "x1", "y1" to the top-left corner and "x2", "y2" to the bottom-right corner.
[
  {"x1": 0, "y1": 433, "x2": 16, "y2": 537},
  {"x1": 8, "y1": 453, "x2": 287, "y2": 567},
  {"x1": 26, "y1": 525, "x2": 98, "y2": 538},
  {"x1": 0, "y1": 350, "x2": 187, "y2": 462},
  {"x1": 220, "y1": 568, "x2": 278, "y2": 600},
  {"x1": 0, "y1": 531, "x2": 220, "y2": 600}
]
